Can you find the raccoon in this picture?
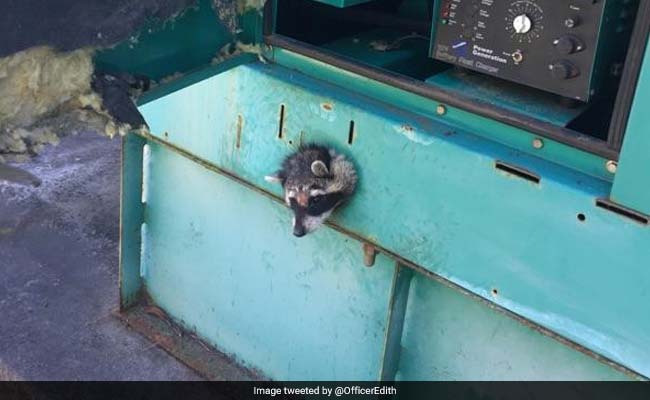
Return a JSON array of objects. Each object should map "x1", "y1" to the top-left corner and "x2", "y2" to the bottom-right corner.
[{"x1": 265, "y1": 144, "x2": 357, "y2": 237}]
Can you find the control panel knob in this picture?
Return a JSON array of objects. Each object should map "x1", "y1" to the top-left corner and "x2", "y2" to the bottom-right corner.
[
  {"x1": 550, "y1": 60, "x2": 578, "y2": 80},
  {"x1": 513, "y1": 14, "x2": 533, "y2": 34},
  {"x1": 564, "y1": 17, "x2": 580, "y2": 28},
  {"x1": 554, "y1": 35, "x2": 584, "y2": 55}
]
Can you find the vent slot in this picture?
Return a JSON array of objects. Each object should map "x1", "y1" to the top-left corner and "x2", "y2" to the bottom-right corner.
[
  {"x1": 596, "y1": 199, "x2": 649, "y2": 225},
  {"x1": 348, "y1": 120, "x2": 355, "y2": 145},
  {"x1": 236, "y1": 114, "x2": 243, "y2": 149},
  {"x1": 494, "y1": 161, "x2": 540, "y2": 184},
  {"x1": 278, "y1": 104, "x2": 285, "y2": 139}
]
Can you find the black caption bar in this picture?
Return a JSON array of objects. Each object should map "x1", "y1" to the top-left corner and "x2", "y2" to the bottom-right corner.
[{"x1": 2, "y1": 381, "x2": 650, "y2": 400}]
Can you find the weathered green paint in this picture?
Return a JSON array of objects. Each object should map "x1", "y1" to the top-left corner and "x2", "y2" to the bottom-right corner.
[
  {"x1": 119, "y1": 134, "x2": 146, "y2": 309},
  {"x1": 611, "y1": 40, "x2": 650, "y2": 215},
  {"x1": 94, "y1": 0, "x2": 250, "y2": 81},
  {"x1": 131, "y1": 62, "x2": 650, "y2": 379},
  {"x1": 137, "y1": 53, "x2": 256, "y2": 106},
  {"x1": 321, "y1": 29, "x2": 440, "y2": 80},
  {"x1": 426, "y1": 69, "x2": 587, "y2": 127},
  {"x1": 271, "y1": 48, "x2": 615, "y2": 182},
  {"x1": 398, "y1": 273, "x2": 630, "y2": 380},
  {"x1": 142, "y1": 140, "x2": 395, "y2": 379},
  {"x1": 380, "y1": 264, "x2": 413, "y2": 382}
]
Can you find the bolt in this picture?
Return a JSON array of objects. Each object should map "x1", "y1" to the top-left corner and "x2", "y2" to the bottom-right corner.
[
  {"x1": 436, "y1": 104, "x2": 447, "y2": 115},
  {"x1": 606, "y1": 160, "x2": 618, "y2": 174},
  {"x1": 362, "y1": 243, "x2": 377, "y2": 267},
  {"x1": 532, "y1": 138, "x2": 544, "y2": 149}
]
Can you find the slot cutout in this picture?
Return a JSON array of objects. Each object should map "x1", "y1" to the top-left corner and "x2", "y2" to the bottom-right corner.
[
  {"x1": 236, "y1": 114, "x2": 243, "y2": 149},
  {"x1": 141, "y1": 144, "x2": 151, "y2": 204},
  {"x1": 494, "y1": 161, "x2": 541, "y2": 184},
  {"x1": 278, "y1": 104, "x2": 285, "y2": 139},
  {"x1": 596, "y1": 199, "x2": 649, "y2": 225},
  {"x1": 348, "y1": 120, "x2": 355, "y2": 145}
]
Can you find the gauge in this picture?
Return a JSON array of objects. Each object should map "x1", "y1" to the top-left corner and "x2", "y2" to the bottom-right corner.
[{"x1": 505, "y1": 0, "x2": 544, "y2": 43}]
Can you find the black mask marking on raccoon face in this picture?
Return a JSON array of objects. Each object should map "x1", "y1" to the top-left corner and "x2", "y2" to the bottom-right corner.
[{"x1": 306, "y1": 192, "x2": 344, "y2": 216}]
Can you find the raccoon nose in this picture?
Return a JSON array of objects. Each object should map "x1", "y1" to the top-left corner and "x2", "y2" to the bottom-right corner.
[{"x1": 293, "y1": 225, "x2": 306, "y2": 237}]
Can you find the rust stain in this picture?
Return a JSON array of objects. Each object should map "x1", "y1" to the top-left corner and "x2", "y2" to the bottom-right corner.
[
  {"x1": 117, "y1": 302, "x2": 263, "y2": 381},
  {"x1": 236, "y1": 114, "x2": 243, "y2": 149},
  {"x1": 145, "y1": 305, "x2": 168, "y2": 321},
  {"x1": 362, "y1": 243, "x2": 377, "y2": 267},
  {"x1": 321, "y1": 102, "x2": 334, "y2": 112}
]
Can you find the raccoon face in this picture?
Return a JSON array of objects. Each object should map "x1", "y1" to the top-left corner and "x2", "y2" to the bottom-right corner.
[
  {"x1": 286, "y1": 183, "x2": 344, "y2": 237},
  {"x1": 265, "y1": 144, "x2": 357, "y2": 237}
]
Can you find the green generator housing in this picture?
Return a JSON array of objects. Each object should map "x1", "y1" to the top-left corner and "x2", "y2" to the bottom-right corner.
[{"x1": 99, "y1": 0, "x2": 650, "y2": 380}]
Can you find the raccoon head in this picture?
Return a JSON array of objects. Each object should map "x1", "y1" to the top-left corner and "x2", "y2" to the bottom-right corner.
[{"x1": 265, "y1": 144, "x2": 357, "y2": 237}]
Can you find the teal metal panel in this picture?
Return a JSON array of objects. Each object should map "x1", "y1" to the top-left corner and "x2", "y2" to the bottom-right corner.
[
  {"x1": 119, "y1": 134, "x2": 146, "y2": 308},
  {"x1": 135, "y1": 63, "x2": 649, "y2": 378},
  {"x1": 271, "y1": 48, "x2": 616, "y2": 182},
  {"x1": 611, "y1": 40, "x2": 650, "y2": 215},
  {"x1": 380, "y1": 264, "x2": 413, "y2": 381},
  {"x1": 398, "y1": 274, "x2": 630, "y2": 380},
  {"x1": 321, "y1": 29, "x2": 440, "y2": 80},
  {"x1": 141, "y1": 141, "x2": 395, "y2": 380},
  {"x1": 425, "y1": 70, "x2": 587, "y2": 127},
  {"x1": 95, "y1": 0, "x2": 234, "y2": 81}
]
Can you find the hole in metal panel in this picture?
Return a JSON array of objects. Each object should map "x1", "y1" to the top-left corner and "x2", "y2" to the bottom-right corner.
[
  {"x1": 577, "y1": 213, "x2": 586, "y2": 222},
  {"x1": 140, "y1": 222, "x2": 148, "y2": 278},
  {"x1": 494, "y1": 161, "x2": 541, "y2": 184},
  {"x1": 348, "y1": 120, "x2": 355, "y2": 145},
  {"x1": 278, "y1": 104, "x2": 285, "y2": 139},
  {"x1": 596, "y1": 199, "x2": 649, "y2": 225},
  {"x1": 142, "y1": 144, "x2": 151, "y2": 204}
]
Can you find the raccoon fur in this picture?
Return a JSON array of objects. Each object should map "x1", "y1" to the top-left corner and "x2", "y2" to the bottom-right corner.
[{"x1": 265, "y1": 144, "x2": 357, "y2": 237}]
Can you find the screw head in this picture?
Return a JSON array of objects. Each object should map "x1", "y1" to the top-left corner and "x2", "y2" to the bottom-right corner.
[
  {"x1": 606, "y1": 160, "x2": 618, "y2": 174},
  {"x1": 436, "y1": 104, "x2": 447, "y2": 115},
  {"x1": 532, "y1": 138, "x2": 544, "y2": 149}
]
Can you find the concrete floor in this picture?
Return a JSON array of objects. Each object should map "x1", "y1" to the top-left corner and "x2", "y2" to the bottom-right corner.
[{"x1": 0, "y1": 132, "x2": 202, "y2": 380}]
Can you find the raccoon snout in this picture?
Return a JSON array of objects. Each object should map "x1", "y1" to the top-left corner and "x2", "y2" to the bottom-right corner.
[{"x1": 293, "y1": 225, "x2": 306, "y2": 237}]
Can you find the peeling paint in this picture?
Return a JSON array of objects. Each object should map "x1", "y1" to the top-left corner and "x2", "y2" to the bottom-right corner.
[
  {"x1": 212, "y1": 0, "x2": 266, "y2": 36},
  {"x1": 309, "y1": 102, "x2": 337, "y2": 122},
  {"x1": 394, "y1": 124, "x2": 434, "y2": 146}
]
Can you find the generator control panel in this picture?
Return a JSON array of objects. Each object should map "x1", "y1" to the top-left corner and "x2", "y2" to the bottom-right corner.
[{"x1": 431, "y1": 0, "x2": 638, "y2": 101}]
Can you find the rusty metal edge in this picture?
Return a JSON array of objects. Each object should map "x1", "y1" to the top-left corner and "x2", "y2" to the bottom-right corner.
[
  {"x1": 116, "y1": 296, "x2": 265, "y2": 382},
  {"x1": 133, "y1": 130, "x2": 648, "y2": 381}
]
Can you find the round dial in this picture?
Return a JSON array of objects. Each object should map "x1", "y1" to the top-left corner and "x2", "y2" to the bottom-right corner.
[
  {"x1": 505, "y1": 1, "x2": 544, "y2": 43},
  {"x1": 513, "y1": 14, "x2": 532, "y2": 34}
]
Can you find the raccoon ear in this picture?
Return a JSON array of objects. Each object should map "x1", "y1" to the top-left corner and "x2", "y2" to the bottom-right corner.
[
  {"x1": 311, "y1": 160, "x2": 329, "y2": 177},
  {"x1": 264, "y1": 174, "x2": 282, "y2": 184}
]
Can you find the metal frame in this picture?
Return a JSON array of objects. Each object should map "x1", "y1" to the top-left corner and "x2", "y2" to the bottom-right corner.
[
  {"x1": 115, "y1": 0, "x2": 650, "y2": 381},
  {"x1": 123, "y1": 62, "x2": 650, "y2": 379},
  {"x1": 265, "y1": 0, "x2": 650, "y2": 181},
  {"x1": 122, "y1": 129, "x2": 645, "y2": 380}
]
